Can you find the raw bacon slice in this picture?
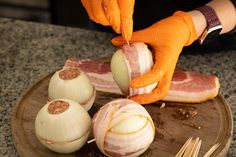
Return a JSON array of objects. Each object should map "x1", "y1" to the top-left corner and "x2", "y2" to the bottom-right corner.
[
  {"x1": 163, "y1": 70, "x2": 220, "y2": 102},
  {"x1": 64, "y1": 58, "x2": 219, "y2": 103},
  {"x1": 121, "y1": 43, "x2": 157, "y2": 96},
  {"x1": 64, "y1": 58, "x2": 122, "y2": 94}
]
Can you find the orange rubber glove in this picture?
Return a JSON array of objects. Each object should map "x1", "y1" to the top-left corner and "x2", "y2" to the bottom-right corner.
[
  {"x1": 81, "y1": 0, "x2": 135, "y2": 42},
  {"x1": 112, "y1": 11, "x2": 198, "y2": 104}
]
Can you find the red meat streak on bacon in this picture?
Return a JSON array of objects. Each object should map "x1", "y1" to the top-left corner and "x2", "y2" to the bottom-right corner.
[
  {"x1": 64, "y1": 58, "x2": 110, "y2": 74},
  {"x1": 64, "y1": 59, "x2": 122, "y2": 94},
  {"x1": 171, "y1": 70, "x2": 216, "y2": 92},
  {"x1": 64, "y1": 58, "x2": 219, "y2": 102}
]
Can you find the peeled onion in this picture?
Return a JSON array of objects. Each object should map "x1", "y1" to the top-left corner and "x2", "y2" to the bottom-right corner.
[
  {"x1": 92, "y1": 98, "x2": 155, "y2": 157},
  {"x1": 111, "y1": 42, "x2": 157, "y2": 96},
  {"x1": 48, "y1": 68, "x2": 96, "y2": 111},
  {"x1": 35, "y1": 99, "x2": 91, "y2": 153}
]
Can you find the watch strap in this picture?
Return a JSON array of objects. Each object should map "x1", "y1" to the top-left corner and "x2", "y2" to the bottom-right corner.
[{"x1": 196, "y1": 5, "x2": 222, "y2": 29}]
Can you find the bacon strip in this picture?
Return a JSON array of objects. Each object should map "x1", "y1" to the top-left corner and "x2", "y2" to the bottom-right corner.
[
  {"x1": 104, "y1": 122, "x2": 153, "y2": 156},
  {"x1": 64, "y1": 58, "x2": 219, "y2": 103},
  {"x1": 92, "y1": 99, "x2": 155, "y2": 157},
  {"x1": 163, "y1": 70, "x2": 220, "y2": 102},
  {"x1": 121, "y1": 43, "x2": 158, "y2": 96}
]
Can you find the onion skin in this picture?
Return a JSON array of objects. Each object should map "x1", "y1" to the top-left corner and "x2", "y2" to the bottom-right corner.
[
  {"x1": 48, "y1": 68, "x2": 96, "y2": 111},
  {"x1": 36, "y1": 131, "x2": 90, "y2": 153},
  {"x1": 111, "y1": 42, "x2": 157, "y2": 96},
  {"x1": 92, "y1": 99, "x2": 155, "y2": 157},
  {"x1": 35, "y1": 99, "x2": 91, "y2": 153}
]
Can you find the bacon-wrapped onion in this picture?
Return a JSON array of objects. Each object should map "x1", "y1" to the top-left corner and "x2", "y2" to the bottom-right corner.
[
  {"x1": 92, "y1": 99, "x2": 155, "y2": 157},
  {"x1": 111, "y1": 42, "x2": 157, "y2": 96}
]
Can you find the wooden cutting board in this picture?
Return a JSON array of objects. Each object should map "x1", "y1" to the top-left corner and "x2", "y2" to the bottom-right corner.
[{"x1": 11, "y1": 72, "x2": 233, "y2": 157}]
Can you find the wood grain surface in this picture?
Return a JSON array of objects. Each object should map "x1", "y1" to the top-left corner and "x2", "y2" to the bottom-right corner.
[{"x1": 11, "y1": 72, "x2": 233, "y2": 157}]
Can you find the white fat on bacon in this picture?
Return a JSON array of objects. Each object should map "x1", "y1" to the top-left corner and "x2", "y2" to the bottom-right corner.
[
  {"x1": 63, "y1": 53, "x2": 220, "y2": 103},
  {"x1": 163, "y1": 71, "x2": 220, "y2": 103},
  {"x1": 123, "y1": 42, "x2": 158, "y2": 96},
  {"x1": 111, "y1": 42, "x2": 158, "y2": 96},
  {"x1": 92, "y1": 99, "x2": 155, "y2": 157}
]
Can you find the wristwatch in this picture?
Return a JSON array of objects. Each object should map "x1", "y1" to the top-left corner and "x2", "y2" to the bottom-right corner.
[{"x1": 196, "y1": 5, "x2": 222, "y2": 45}]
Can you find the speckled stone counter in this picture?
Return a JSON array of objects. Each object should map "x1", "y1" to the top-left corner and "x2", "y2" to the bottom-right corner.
[{"x1": 0, "y1": 18, "x2": 235, "y2": 157}]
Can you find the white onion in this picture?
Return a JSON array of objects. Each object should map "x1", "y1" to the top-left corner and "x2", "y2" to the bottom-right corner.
[
  {"x1": 35, "y1": 99, "x2": 91, "y2": 153},
  {"x1": 48, "y1": 68, "x2": 96, "y2": 111}
]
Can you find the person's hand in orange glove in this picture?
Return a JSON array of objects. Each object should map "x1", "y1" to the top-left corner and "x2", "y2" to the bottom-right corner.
[
  {"x1": 81, "y1": 0, "x2": 135, "y2": 42},
  {"x1": 112, "y1": 11, "x2": 198, "y2": 104}
]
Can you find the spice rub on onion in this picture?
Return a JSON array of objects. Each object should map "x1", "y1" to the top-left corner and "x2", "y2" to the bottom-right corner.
[
  {"x1": 35, "y1": 99, "x2": 91, "y2": 153},
  {"x1": 48, "y1": 68, "x2": 96, "y2": 111}
]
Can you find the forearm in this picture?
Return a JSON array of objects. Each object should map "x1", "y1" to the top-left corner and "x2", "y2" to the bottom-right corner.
[{"x1": 188, "y1": 0, "x2": 236, "y2": 37}]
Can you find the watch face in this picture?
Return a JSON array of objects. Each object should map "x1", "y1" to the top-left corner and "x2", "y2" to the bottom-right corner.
[{"x1": 202, "y1": 28, "x2": 222, "y2": 45}]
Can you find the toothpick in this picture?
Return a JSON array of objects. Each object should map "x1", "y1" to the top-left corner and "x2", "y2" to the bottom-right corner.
[
  {"x1": 203, "y1": 143, "x2": 220, "y2": 157},
  {"x1": 175, "y1": 137, "x2": 193, "y2": 157},
  {"x1": 185, "y1": 137, "x2": 199, "y2": 157},
  {"x1": 176, "y1": 137, "x2": 220, "y2": 157},
  {"x1": 160, "y1": 102, "x2": 166, "y2": 109},
  {"x1": 182, "y1": 138, "x2": 196, "y2": 157},
  {"x1": 87, "y1": 138, "x2": 96, "y2": 144},
  {"x1": 193, "y1": 139, "x2": 202, "y2": 157}
]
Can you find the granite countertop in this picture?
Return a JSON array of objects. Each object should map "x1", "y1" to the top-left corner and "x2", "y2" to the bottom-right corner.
[{"x1": 0, "y1": 18, "x2": 235, "y2": 157}]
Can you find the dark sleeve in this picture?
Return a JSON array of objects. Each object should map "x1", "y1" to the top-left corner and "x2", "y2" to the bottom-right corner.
[{"x1": 230, "y1": 0, "x2": 236, "y2": 7}]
